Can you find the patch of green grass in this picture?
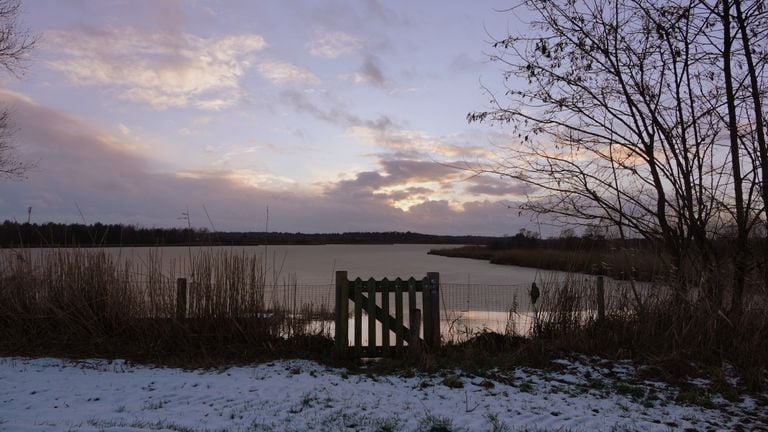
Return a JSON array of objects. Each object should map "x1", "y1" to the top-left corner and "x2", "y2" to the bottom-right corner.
[
  {"x1": 373, "y1": 417, "x2": 401, "y2": 432},
  {"x1": 518, "y1": 381, "x2": 535, "y2": 393},
  {"x1": 614, "y1": 382, "x2": 645, "y2": 401},
  {"x1": 486, "y1": 413, "x2": 511, "y2": 432},
  {"x1": 442, "y1": 374, "x2": 464, "y2": 389},
  {"x1": 675, "y1": 387, "x2": 715, "y2": 409},
  {"x1": 86, "y1": 419, "x2": 198, "y2": 432},
  {"x1": 416, "y1": 414, "x2": 455, "y2": 432}
]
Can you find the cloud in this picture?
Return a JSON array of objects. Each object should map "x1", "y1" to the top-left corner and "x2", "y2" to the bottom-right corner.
[
  {"x1": 342, "y1": 56, "x2": 386, "y2": 87},
  {"x1": 0, "y1": 91, "x2": 524, "y2": 235},
  {"x1": 280, "y1": 89, "x2": 395, "y2": 131},
  {"x1": 44, "y1": 27, "x2": 267, "y2": 110},
  {"x1": 464, "y1": 175, "x2": 533, "y2": 197},
  {"x1": 324, "y1": 158, "x2": 464, "y2": 210},
  {"x1": 346, "y1": 123, "x2": 492, "y2": 160},
  {"x1": 256, "y1": 61, "x2": 320, "y2": 86},
  {"x1": 307, "y1": 31, "x2": 364, "y2": 58}
]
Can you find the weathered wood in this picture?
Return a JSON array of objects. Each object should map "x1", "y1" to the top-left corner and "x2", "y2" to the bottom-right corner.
[
  {"x1": 407, "y1": 277, "x2": 417, "y2": 314},
  {"x1": 596, "y1": 275, "x2": 605, "y2": 322},
  {"x1": 381, "y1": 278, "x2": 390, "y2": 356},
  {"x1": 427, "y1": 272, "x2": 440, "y2": 348},
  {"x1": 409, "y1": 308, "x2": 422, "y2": 355},
  {"x1": 334, "y1": 271, "x2": 349, "y2": 351},
  {"x1": 421, "y1": 276, "x2": 432, "y2": 348},
  {"x1": 354, "y1": 278, "x2": 363, "y2": 353},
  {"x1": 395, "y1": 278, "x2": 404, "y2": 351},
  {"x1": 335, "y1": 272, "x2": 436, "y2": 358},
  {"x1": 367, "y1": 278, "x2": 376, "y2": 356},
  {"x1": 176, "y1": 278, "x2": 187, "y2": 321},
  {"x1": 349, "y1": 291, "x2": 411, "y2": 342}
]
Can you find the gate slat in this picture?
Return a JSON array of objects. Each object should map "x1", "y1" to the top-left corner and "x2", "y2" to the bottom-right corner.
[
  {"x1": 407, "y1": 277, "x2": 417, "y2": 344},
  {"x1": 367, "y1": 278, "x2": 376, "y2": 356},
  {"x1": 395, "y1": 277, "x2": 404, "y2": 352},
  {"x1": 381, "y1": 278, "x2": 390, "y2": 356},
  {"x1": 354, "y1": 278, "x2": 362, "y2": 354}
]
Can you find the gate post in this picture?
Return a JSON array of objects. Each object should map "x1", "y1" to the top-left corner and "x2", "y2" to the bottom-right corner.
[
  {"x1": 427, "y1": 272, "x2": 440, "y2": 349},
  {"x1": 335, "y1": 271, "x2": 349, "y2": 352}
]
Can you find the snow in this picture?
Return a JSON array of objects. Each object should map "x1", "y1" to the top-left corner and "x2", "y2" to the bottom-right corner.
[{"x1": 0, "y1": 356, "x2": 765, "y2": 431}]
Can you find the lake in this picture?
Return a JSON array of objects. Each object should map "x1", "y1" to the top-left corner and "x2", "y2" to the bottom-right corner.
[
  {"x1": 3, "y1": 244, "x2": 605, "y2": 339},
  {"x1": 56, "y1": 244, "x2": 553, "y2": 285}
]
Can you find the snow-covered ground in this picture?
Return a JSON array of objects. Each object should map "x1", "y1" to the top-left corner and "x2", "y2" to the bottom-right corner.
[{"x1": 0, "y1": 356, "x2": 765, "y2": 431}]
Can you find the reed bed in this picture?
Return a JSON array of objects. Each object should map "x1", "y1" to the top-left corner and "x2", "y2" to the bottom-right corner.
[
  {"x1": 429, "y1": 246, "x2": 664, "y2": 281},
  {"x1": 501, "y1": 275, "x2": 768, "y2": 389},
  {"x1": 0, "y1": 248, "x2": 333, "y2": 365}
]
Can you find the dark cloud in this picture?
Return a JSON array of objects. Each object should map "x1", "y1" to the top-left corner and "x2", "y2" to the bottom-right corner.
[
  {"x1": 325, "y1": 159, "x2": 459, "y2": 200},
  {"x1": 379, "y1": 159, "x2": 457, "y2": 183},
  {"x1": 464, "y1": 175, "x2": 533, "y2": 197},
  {"x1": 379, "y1": 187, "x2": 432, "y2": 202},
  {"x1": 280, "y1": 89, "x2": 394, "y2": 130},
  {"x1": 359, "y1": 56, "x2": 386, "y2": 87}
]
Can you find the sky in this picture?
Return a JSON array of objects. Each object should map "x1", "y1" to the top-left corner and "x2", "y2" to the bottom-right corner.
[{"x1": 0, "y1": 0, "x2": 538, "y2": 236}]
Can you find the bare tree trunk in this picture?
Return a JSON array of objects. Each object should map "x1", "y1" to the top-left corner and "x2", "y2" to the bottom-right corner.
[
  {"x1": 734, "y1": 0, "x2": 768, "y2": 292},
  {"x1": 722, "y1": 0, "x2": 748, "y2": 318}
]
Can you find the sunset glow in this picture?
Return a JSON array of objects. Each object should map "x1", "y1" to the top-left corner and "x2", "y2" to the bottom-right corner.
[{"x1": 0, "y1": 1, "x2": 534, "y2": 235}]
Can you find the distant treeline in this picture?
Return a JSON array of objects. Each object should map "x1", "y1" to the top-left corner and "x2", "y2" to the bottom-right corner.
[{"x1": 0, "y1": 221, "x2": 499, "y2": 247}]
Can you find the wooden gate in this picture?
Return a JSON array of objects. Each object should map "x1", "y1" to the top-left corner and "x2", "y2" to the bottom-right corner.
[{"x1": 334, "y1": 271, "x2": 440, "y2": 356}]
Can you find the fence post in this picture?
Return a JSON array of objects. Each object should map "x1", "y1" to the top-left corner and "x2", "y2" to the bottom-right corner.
[
  {"x1": 427, "y1": 272, "x2": 440, "y2": 349},
  {"x1": 409, "y1": 308, "x2": 422, "y2": 355},
  {"x1": 596, "y1": 275, "x2": 605, "y2": 322},
  {"x1": 421, "y1": 277, "x2": 432, "y2": 348},
  {"x1": 335, "y1": 271, "x2": 349, "y2": 352},
  {"x1": 176, "y1": 278, "x2": 187, "y2": 321}
]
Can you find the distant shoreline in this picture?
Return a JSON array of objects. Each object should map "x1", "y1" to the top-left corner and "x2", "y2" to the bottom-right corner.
[
  {"x1": 0, "y1": 221, "x2": 496, "y2": 248},
  {"x1": 428, "y1": 245, "x2": 661, "y2": 282},
  {"x1": 2, "y1": 241, "x2": 476, "y2": 249}
]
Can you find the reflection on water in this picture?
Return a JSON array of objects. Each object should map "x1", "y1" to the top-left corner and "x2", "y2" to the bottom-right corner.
[{"x1": 310, "y1": 311, "x2": 532, "y2": 345}]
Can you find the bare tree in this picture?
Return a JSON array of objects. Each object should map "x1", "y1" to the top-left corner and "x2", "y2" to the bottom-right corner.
[
  {"x1": 0, "y1": 0, "x2": 35, "y2": 180},
  {"x1": 469, "y1": 0, "x2": 767, "y2": 312}
]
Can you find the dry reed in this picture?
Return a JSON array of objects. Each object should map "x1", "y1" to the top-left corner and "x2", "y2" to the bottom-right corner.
[{"x1": 0, "y1": 248, "x2": 333, "y2": 365}]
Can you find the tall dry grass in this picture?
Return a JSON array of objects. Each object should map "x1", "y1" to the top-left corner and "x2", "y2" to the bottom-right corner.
[
  {"x1": 523, "y1": 275, "x2": 768, "y2": 389},
  {"x1": 0, "y1": 248, "x2": 333, "y2": 365}
]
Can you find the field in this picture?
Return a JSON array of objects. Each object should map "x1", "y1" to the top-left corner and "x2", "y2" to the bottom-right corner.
[{"x1": 1, "y1": 356, "x2": 766, "y2": 431}]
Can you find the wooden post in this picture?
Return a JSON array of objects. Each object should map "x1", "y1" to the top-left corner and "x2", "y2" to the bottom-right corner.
[
  {"x1": 421, "y1": 277, "x2": 432, "y2": 349},
  {"x1": 367, "y1": 278, "x2": 376, "y2": 356},
  {"x1": 427, "y1": 272, "x2": 440, "y2": 349},
  {"x1": 407, "y1": 277, "x2": 417, "y2": 316},
  {"x1": 176, "y1": 278, "x2": 187, "y2": 321},
  {"x1": 409, "y1": 308, "x2": 422, "y2": 355},
  {"x1": 335, "y1": 271, "x2": 349, "y2": 352},
  {"x1": 354, "y1": 278, "x2": 363, "y2": 354},
  {"x1": 395, "y1": 278, "x2": 404, "y2": 352},
  {"x1": 596, "y1": 275, "x2": 606, "y2": 322},
  {"x1": 381, "y1": 278, "x2": 390, "y2": 357}
]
